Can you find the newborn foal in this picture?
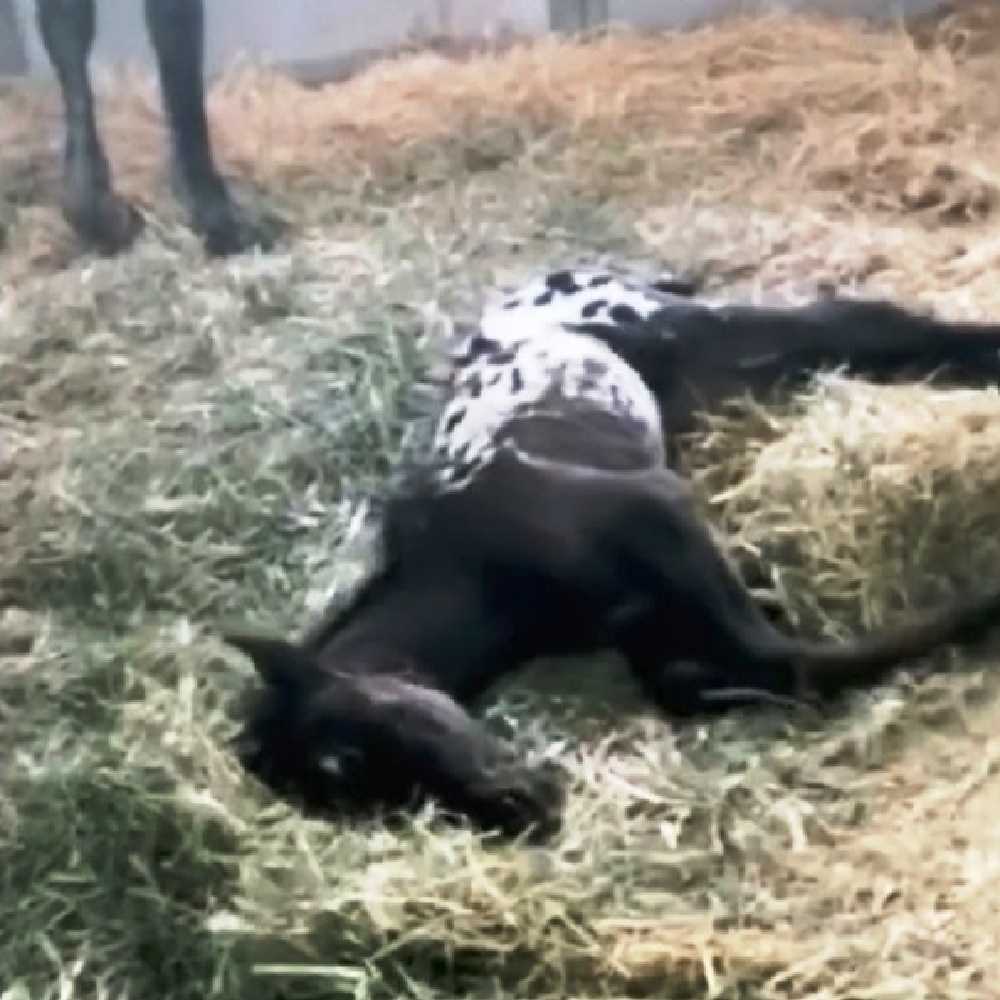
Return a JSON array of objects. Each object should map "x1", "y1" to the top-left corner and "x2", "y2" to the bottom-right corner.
[{"x1": 227, "y1": 269, "x2": 1000, "y2": 839}]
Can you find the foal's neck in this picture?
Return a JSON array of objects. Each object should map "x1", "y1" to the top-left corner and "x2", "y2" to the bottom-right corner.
[{"x1": 311, "y1": 567, "x2": 522, "y2": 702}]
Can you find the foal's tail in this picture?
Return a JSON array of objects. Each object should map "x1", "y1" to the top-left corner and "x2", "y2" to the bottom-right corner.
[{"x1": 774, "y1": 583, "x2": 1000, "y2": 697}]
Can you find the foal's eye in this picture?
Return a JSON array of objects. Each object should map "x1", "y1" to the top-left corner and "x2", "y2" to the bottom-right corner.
[
  {"x1": 316, "y1": 746, "x2": 364, "y2": 779},
  {"x1": 318, "y1": 754, "x2": 344, "y2": 777}
]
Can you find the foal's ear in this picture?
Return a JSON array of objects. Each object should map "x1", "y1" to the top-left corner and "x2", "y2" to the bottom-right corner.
[{"x1": 223, "y1": 632, "x2": 318, "y2": 691}]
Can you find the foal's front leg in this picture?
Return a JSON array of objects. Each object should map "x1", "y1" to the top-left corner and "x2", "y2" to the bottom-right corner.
[
  {"x1": 143, "y1": 0, "x2": 277, "y2": 255},
  {"x1": 36, "y1": 0, "x2": 143, "y2": 252}
]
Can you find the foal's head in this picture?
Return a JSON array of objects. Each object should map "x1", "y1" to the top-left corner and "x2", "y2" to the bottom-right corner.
[{"x1": 227, "y1": 630, "x2": 565, "y2": 839}]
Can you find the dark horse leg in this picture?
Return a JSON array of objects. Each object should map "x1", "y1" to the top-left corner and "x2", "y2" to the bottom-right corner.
[
  {"x1": 605, "y1": 471, "x2": 1000, "y2": 718},
  {"x1": 36, "y1": 0, "x2": 142, "y2": 252},
  {"x1": 143, "y1": 0, "x2": 274, "y2": 255},
  {"x1": 36, "y1": 0, "x2": 274, "y2": 255}
]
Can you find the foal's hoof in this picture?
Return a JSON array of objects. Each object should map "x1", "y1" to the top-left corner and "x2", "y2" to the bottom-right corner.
[{"x1": 66, "y1": 190, "x2": 144, "y2": 255}]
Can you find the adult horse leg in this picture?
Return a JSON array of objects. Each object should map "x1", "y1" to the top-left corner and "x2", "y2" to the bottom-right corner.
[
  {"x1": 36, "y1": 0, "x2": 142, "y2": 252},
  {"x1": 143, "y1": 0, "x2": 275, "y2": 255}
]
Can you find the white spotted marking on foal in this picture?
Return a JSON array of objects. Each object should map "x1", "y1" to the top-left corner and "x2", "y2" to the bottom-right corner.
[
  {"x1": 430, "y1": 268, "x2": 686, "y2": 492},
  {"x1": 478, "y1": 268, "x2": 677, "y2": 346}
]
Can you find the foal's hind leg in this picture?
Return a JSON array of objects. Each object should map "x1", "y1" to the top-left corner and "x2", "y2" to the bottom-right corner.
[
  {"x1": 36, "y1": 0, "x2": 143, "y2": 252},
  {"x1": 143, "y1": 0, "x2": 277, "y2": 255},
  {"x1": 659, "y1": 297, "x2": 1000, "y2": 418},
  {"x1": 606, "y1": 475, "x2": 806, "y2": 717}
]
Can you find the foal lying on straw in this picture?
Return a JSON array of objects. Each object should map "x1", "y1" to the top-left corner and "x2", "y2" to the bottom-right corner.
[{"x1": 226, "y1": 268, "x2": 1000, "y2": 840}]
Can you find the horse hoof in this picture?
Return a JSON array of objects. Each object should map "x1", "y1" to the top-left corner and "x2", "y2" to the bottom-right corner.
[
  {"x1": 66, "y1": 191, "x2": 144, "y2": 255},
  {"x1": 192, "y1": 193, "x2": 286, "y2": 257}
]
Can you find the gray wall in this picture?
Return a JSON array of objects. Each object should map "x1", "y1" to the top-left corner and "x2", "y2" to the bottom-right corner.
[
  {"x1": 606, "y1": 0, "x2": 943, "y2": 29},
  {"x1": 5, "y1": 0, "x2": 947, "y2": 79},
  {"x1": 0, "y1": 0, "x2": 26, "y2": 74},
  {"x1": 8, "y1": 0, "x2": 548, "y2": 78}
]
